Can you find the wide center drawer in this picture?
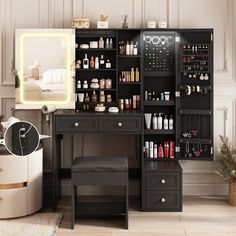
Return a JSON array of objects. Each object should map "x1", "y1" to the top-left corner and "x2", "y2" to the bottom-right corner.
[
  {"x1": 55, "y1": 116, "x2": 98, "y2": 132},
  {"x1": 146, "y1": 172, "x2": 181, "y2": 190},
  {"x1": 99, "y1": 116, "x2": 142, "y2": 132},
  {"x1": 146, "y1": 190, "x2": 181, "y2": 211}
]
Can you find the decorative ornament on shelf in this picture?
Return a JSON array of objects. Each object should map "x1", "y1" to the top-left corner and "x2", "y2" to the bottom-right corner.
[
  {"x1": 72, "y1": 18, "x2": 90, "y2": 28},
  {"x1": 216, "y1": 135, "x2": 236, "y2": 206},
  {"x1": 97, "y1": 15, "x2": 109, "y2": 28},
  {"x1": 121, "y1": 14, "x2": 128, "y2": 28}
]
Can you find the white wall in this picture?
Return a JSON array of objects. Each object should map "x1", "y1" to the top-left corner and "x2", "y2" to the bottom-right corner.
[{"x1": 0, "y1": 0, "x2": 236, "y2": 196}]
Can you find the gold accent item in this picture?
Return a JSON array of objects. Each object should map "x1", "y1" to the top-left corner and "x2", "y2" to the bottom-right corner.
[{"x1": 0, "y1": 182, "x2": 27, "y2": 190}]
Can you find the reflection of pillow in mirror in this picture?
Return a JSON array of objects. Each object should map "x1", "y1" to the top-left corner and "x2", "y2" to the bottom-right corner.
[{"x1": 43, "y1": 69, "x2": 66, "y2": 84}]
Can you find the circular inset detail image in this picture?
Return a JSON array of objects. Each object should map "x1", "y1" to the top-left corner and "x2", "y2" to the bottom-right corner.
[{"x1": 4, "y1": 121, "x2": 39, "y2": 156}]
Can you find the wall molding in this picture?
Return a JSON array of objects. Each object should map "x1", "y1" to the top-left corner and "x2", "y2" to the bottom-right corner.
[
  {"x1": 1, "y1": 97, "x2": 15, "y2": 118},
  {"x1": 0, "y1": 0, "x2": 15, "y2": 86}
]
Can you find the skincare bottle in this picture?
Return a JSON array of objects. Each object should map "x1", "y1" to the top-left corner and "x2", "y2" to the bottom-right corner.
[
  {"x1": 170, "y1": 141, "x2": 175, "y2": 159},
  {"x1": 133, "y1": 42, "x2": 138, "y2": 55},
  {"x1": 135, "y1": 68, "x2": 139, "y2": 82},
  {"x1": 100, "y1": 55, "x2": 105, "y2": 68},
  {"x1": 164, "y1": 142, "x2": 169, "y2": 158},
  {"x1": 154, "y1": 144, "x2": 158, "y2": 158},
  {"x1": 145, "y1": 91, "x2": 148, "y2": 101},
  {"x1": 136, "y1": 95, "x2": 140, "y2": 109},
  {"x1": 84, "y1": 92, "x2": 90, "y2": 103},
  {"x1": 83, "y1": 80, "x2": 88, "y2": 89},
  {"x1": 152, "y1": 113, "x2": 157, "y2": 130},
  {"x1": 90, "y1": 56, "x2": 95, "y2": 69},
  {"x1": 91, "y1": 90, "x2": 97, "y2": 102},
  {"x1": 126, "y1": 41, "x2": 130, "y2": 55},
  {"x1": 158, "y1": 144, "x2": 164, "y2": 158},
  {"x1": 145, "y1": 141, "x2": 149, "y2": 158},
  {"x1": 109, "y1": 38, "x2": 113, "y2": 49},
  {"x1": 130, "y1": 41, "x2": 134, "y2": 55},
  {"x1": 149, "y1": 141, "x2": 154, "y2": 158},
  {"x1": 106, "y1": 59, "x2": 111, "y2": 68},
  {"x1": 99, "y1": 37, "x2": 104, "y2": 48},
  {"x1": 169, "y1": 115, "x2": 174, "y2": 130},
  {"x1": 105, "y1": 38, "x2": 109, "y2": 49},
  {"x1": 164, "y1": 115, "x2": 168, "y2": 130},
  {"x1": 77, "y1": 80, "x2": 81, "y2": 89},
  {"x1": 158, "y1": 113, "x2": 163, "y2": 129},
  {"x1": 100, "y1": 91, "x2": 105, "y2": 103},
  {"x1": 95, "y1": 57, "x2": 99, "y2": 69},
  {"x1": 131, "y1": 68, "x2": 135, "y2": 82},
  {"x1": 83, "y1": 53, "x2": 89, "y2": 69}
]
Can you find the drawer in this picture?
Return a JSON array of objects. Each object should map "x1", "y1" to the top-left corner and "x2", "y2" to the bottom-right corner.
[
  {"x1": 0, "y1": 187, "x2": 28, "y2": 218},
  {"x1": 146, "y1": 190, "x2": 181, "y2": 211},
  {"x1": 146, "y1": 172, "x2": 181, "y2": 190},
  {"x1": 99, "y1": 116, "x2": 142, "y2": 132},
  {"x1": 0, "y1": 156, "x2": 27, "y2": 184},
  {"x1": 55, "y1": 116, "x2": 98, "y2": 132}
]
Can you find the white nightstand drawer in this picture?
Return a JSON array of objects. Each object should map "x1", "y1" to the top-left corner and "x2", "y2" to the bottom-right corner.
[
  {"x1": 0, "y1": 156, "x2": 27, "y2": 184},
  {"x1": 0, "y1": 187, "x2": 28, "y2": 218}
]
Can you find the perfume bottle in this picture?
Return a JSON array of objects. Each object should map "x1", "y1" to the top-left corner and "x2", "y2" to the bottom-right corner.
[
  {"x1": 133, "y1": 42, "x2": 138, "y2": 55},
  {"x1": 109, "y1": 38, "x2": 113, "y2": 49},
  {"x1": 106, "y1": 59, "x2": 111, "y2": 68},
  {"x1": 105, "y1": 38, "x2": 109, "y2": 49},
  {"x1": 83, "y1": 54, "x2": 89, "y2": 69},
  {"x1": 90, "y1": 56, "x2": 95, "y2": 69},
  {"x1": 131, "y1": 68, "x2": 135, "y2": 82},
  {"x1": 99, "y1": 37, "x2": 104, "y2": 48},
  {"x1": 135, "y1": 68, "x2": 139, "y2": 82},
  {"x1": 91, "y1": 90, "x2": 97, "y2": 102},
  {"x1": 126, "y1": 41, "x2": 130, "y2": 55},
  {"x1": 77, "y1": 80, "x2": 81, "y2": 89},
  {"x1": 129, "y1": 41, "x2": 134, "y2": 55},
  {"x1": 95, "y1": 57, "x2": 99, "y2": 69},
  {"x1": 100, "y1": 55, "x2": 105, "y2": 68}
]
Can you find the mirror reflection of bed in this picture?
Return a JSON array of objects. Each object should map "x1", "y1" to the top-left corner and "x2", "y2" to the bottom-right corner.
[
  {"x1": 22, "y1": 67, "x2": 67, "y2": 101},
  {"x1": 15, "y1": 29, "x2": 75, "y2": 109}
]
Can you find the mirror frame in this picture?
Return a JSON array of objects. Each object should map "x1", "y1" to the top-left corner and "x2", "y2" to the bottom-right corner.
[{"x1": 15, "y1": 29, "x2": 75, "y2": 109}]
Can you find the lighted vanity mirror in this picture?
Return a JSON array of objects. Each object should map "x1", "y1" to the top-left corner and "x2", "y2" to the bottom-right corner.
[{"x1": 15, "y1": 29, "x2": 75, "y2": 109}]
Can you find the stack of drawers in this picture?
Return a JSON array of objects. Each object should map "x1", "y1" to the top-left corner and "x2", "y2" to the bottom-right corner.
[{"x1": 144, "y1": 161, "x2": 182, "y2": 211}]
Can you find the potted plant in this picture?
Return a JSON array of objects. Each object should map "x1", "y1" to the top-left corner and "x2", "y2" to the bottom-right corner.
[{"x1": 216, "y1": 135, "x2": 236, "y2": 206}]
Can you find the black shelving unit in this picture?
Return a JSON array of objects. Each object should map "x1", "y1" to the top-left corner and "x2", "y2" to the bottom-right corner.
[{"x1": 75, "y1": 28, "x2": 213, "y2": 212}]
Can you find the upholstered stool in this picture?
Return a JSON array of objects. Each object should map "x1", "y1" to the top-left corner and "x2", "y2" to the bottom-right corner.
[{"x1": 71, "y1": 156, "x2": 129, "y2": 229}]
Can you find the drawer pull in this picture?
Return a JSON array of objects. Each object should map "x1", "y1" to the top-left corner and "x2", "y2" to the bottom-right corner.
[
  {"x1": 161, "y1": 179, "x2": 166, "y2": 184},
  {"x1": 0, "y1": 168, "x2": 2, "y2": 172},
  {"x1": 74, "y1": 122, "x2": 79, "y2": 127},
  {"x1": 117, "y1": 122, "x2": 123, "y2": 127},
  {"x1": 161, "y1": 197, "x2": 166, "y2": 203}
]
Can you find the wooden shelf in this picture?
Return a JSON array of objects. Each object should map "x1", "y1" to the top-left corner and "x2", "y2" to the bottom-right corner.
[
  {"x1": 118, "y1": 82, "x2": 141, "y2": 85},
  {"x1": 76, "y1": 69, "x2": 116, "y2": 71},
  {"x1": 118, "y1": 55, "x2": 140, "y2": 58},
  {"x1": 76, "y1": 89, "x2": 116, "y2": 92},
  {"x1": 144, "y1": 129, "x2": 175, "y2": 135},
  {"x1": 76, "y1": 48, "x2": 116, "y2": 51},
  {"x1": 143, "y1": 100, "x2": 175, "y2": 106}
]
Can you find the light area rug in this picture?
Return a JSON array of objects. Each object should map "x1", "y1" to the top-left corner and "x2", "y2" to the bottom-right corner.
[{"x1": 0, "y1": 213, "x2": 63, "y2": 236}]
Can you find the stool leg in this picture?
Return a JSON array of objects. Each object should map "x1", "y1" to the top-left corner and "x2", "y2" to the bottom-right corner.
[
  {"x1": 71, "y1": 184, "x2": 75, "y2": 229},
  {"x1": 125, "y1": 183, "x2": 129, "y2": 229}
]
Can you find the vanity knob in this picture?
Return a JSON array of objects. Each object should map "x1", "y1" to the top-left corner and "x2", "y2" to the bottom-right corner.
[
  {"x1": 161, "y1": 198, "x2": 166, "y2": 203},
  {"x1": 74, "y1": 122, "x2": 79, "y2": 127},
  {"x1": 117, "y1": 122, "x2": 123, "y2": 127},
  {"x1": 161, "y1": 179, "x2": 166, "y2": 184}
]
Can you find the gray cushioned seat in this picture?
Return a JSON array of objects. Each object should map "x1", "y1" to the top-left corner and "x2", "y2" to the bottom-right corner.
[{"x1": 72, "y1": 156, "x2": 128, "y2": 172}]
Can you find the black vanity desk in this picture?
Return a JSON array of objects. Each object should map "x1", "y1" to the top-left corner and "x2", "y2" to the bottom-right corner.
[{"x1": 52, "y1": 110, "x2": 143, "y2": 210}]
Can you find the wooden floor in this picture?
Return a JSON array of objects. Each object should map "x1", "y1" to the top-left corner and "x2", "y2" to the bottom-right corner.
[{"x1": 56, "y1": 196, "x2": 236, "y2": 236}]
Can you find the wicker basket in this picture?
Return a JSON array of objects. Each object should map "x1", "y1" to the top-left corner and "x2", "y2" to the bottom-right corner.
[{"x1": 229, "y1": 182, "x2": 236, "y2": 206}]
